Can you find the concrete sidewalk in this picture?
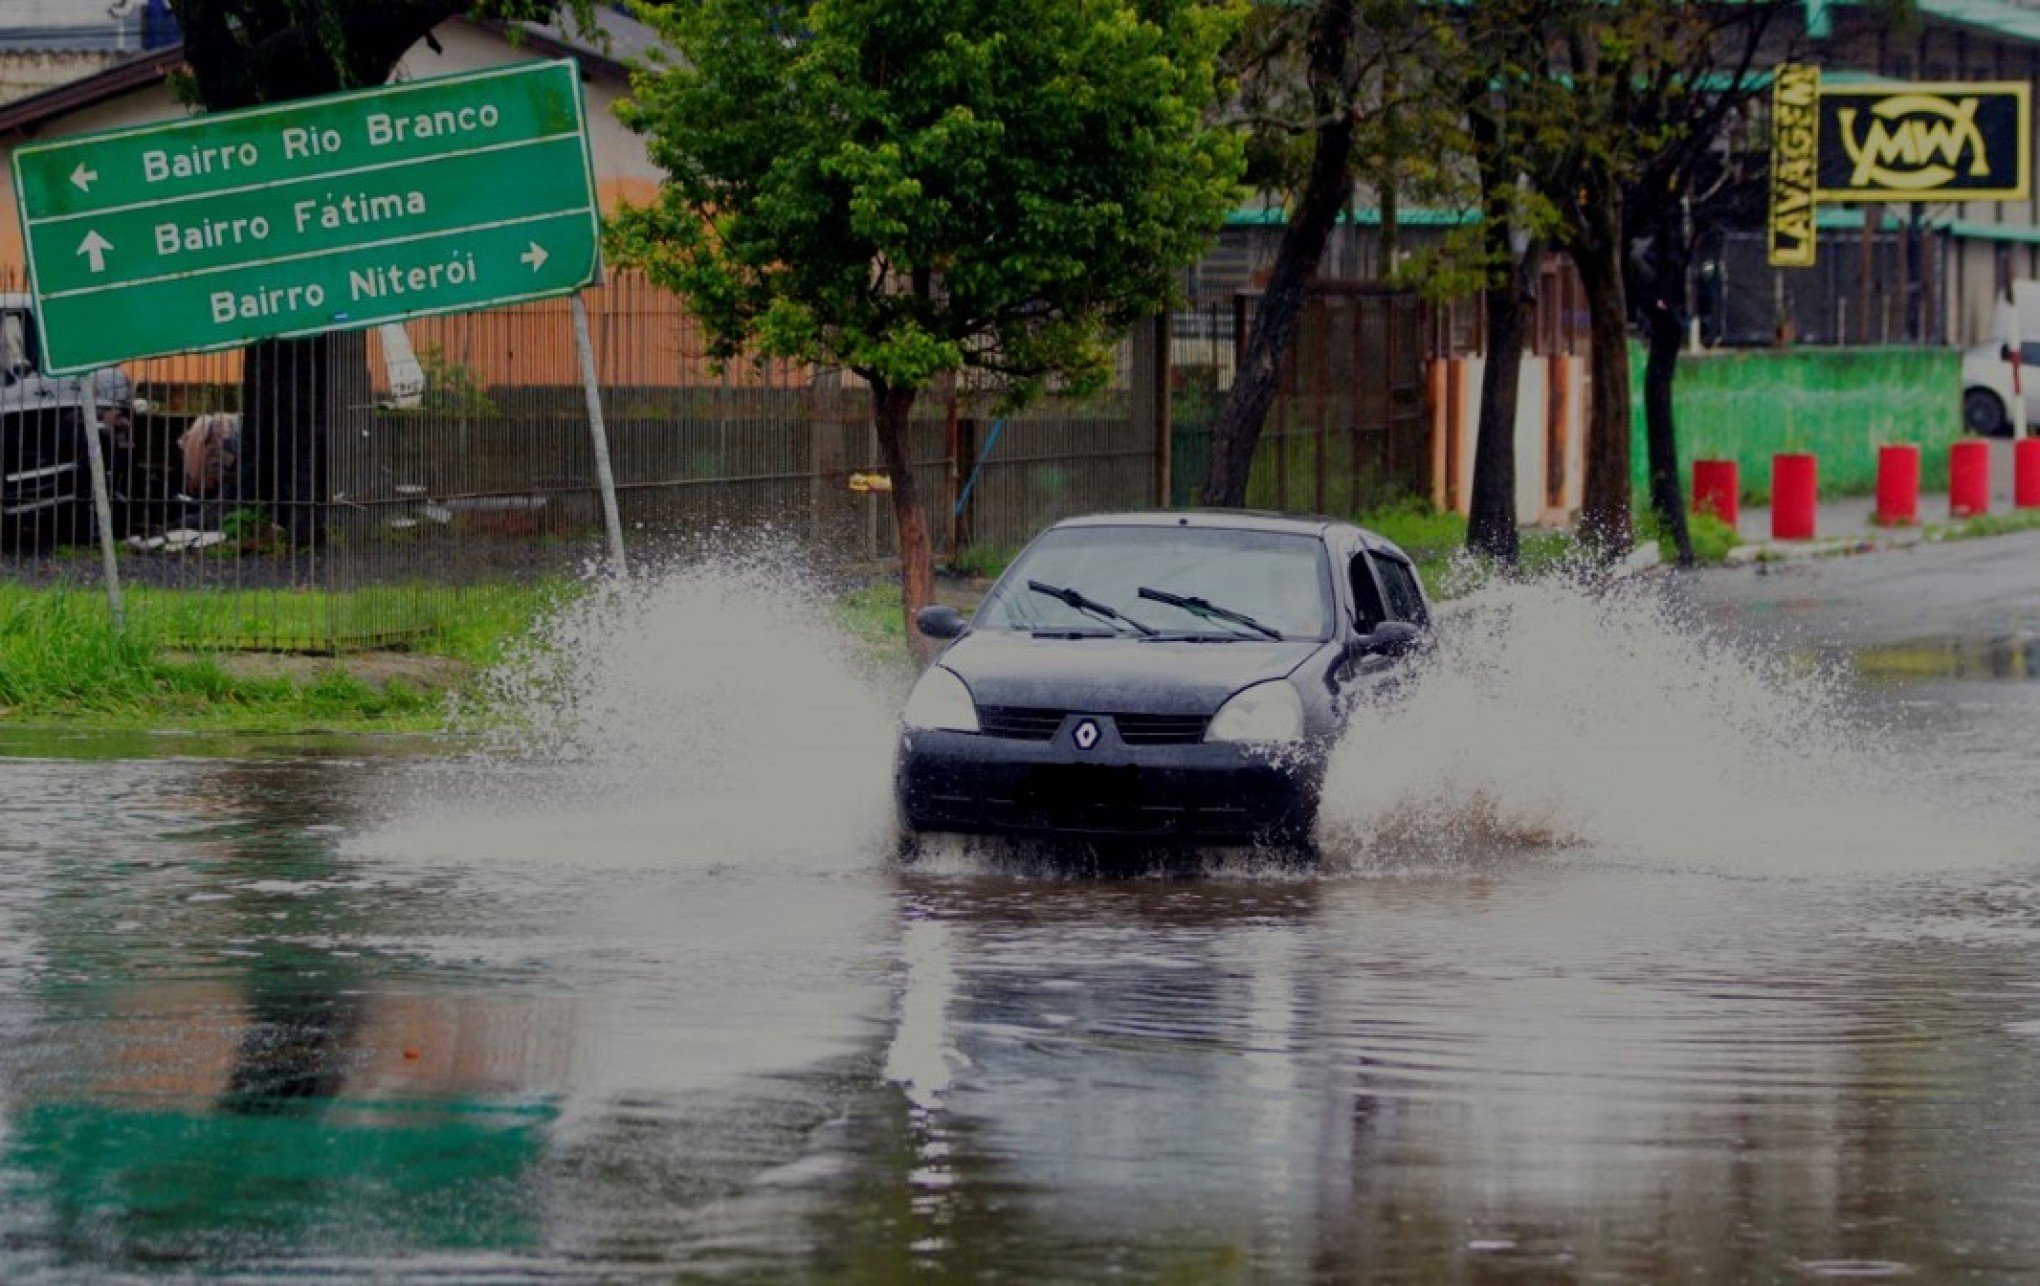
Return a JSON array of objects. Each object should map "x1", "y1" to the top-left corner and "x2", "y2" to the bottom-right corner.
[{"x1": 1729, "y1": 438, "x2": 2024, "y2": 560}]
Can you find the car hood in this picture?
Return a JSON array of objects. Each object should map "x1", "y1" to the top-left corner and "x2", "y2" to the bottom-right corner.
[{"x1": 940, "y1": 631, "x2": 1324, "y2": 715}]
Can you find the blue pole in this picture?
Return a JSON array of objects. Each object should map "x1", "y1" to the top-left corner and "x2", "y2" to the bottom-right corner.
[{"x1": 953, "y1": 418, "x2": 1006, "y2": 518}]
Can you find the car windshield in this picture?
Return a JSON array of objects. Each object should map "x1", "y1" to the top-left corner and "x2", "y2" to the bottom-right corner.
[{"x1": 977, "y1": 526, "x2": 1333, "y2": 639}]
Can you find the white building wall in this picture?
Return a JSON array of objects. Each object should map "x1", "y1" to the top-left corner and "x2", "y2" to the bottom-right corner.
[{"x1": 1436, "y1": 354, "x2": 1584, "y2": 528}]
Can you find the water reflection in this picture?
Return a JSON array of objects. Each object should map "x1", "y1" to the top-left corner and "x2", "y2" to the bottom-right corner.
[
  {"x1": 0, "y1": 756, "x2": 567, "y2": 1268},
  {"x1": 824, "y1": 867, "x2": 2040, "y2": 1282},
  {"x1": 2, "y1": 741, "x2": 2040, "y2": 1279},
  {"x1": 1854, "y1": 633, "x2": 2040, "y2": 681}
]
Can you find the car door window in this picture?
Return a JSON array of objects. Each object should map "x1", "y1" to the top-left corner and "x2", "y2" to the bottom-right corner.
[
  {"x1": 1372, "y1": 554, "x2": 1428, "y2": 625},
  {"x1": 1349, "y1": 552, "x2": 1387, "y2": 631}
]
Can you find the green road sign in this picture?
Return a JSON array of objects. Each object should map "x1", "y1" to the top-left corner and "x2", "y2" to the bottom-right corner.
[{"x1": 11, "y1": 59, "x2": 601, "y2": 374}]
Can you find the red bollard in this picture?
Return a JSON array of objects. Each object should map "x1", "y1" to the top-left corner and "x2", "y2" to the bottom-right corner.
[
  {"x1": 2017, "y1": 438, "x2": 2040, "y2": 509},
  {"x1": 1772, "y1": 453, "x2": 1818, "y2": 541},
  {"x1": 1692, "y1": 459, "x2": 1739, "y2": 528},
  {"x1": 1875, "y1": 444, "x2": 1920, "y2": 526},
  {"x1": 1950, "y1": 439, "x2": 1992, "y2": 518}
]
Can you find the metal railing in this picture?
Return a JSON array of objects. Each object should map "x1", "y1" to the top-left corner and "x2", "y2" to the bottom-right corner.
[{"x1": 1, "y1": 268, "x2": 1445, "y2": 650}]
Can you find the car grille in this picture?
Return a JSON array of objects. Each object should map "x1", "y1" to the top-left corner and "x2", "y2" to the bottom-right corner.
[
  {"x1": 976, "y1": 706, "x2": 1209, "y2": 745},
  {"x1": 1115, "y1": 714, "x2": 1211, "y2": 745},
  {"x1": 976, "y1": 706, "x2": 1066, "y2": 740}
]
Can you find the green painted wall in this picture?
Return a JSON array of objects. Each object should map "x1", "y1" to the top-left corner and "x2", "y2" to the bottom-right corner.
[{"x1": 1628, "y1": 346, "x2": 1962, "y2": 501}]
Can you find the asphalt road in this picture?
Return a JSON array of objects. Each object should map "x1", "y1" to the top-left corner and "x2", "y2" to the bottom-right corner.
[{"x1": 1682, "y1": 525, "x2": 2040, "y2": 649}]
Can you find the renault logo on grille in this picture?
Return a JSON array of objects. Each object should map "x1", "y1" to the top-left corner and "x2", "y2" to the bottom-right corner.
[{"x1": 1072, "y1": 719, "x2": 1101, "y2": 750}]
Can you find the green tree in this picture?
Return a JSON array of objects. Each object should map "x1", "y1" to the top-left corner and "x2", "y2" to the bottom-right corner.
[
  {"x1": 1199, "y1": 0, "x2": 1436, "y2": 508},
  {"x1": 1496, "y1": 0, "x2": 1753, "y2": 557},
  {"x1": 613, "y1": 0, "x2": 1242, "y2": 646},
  {"x1": 167, "y1": 1, "x2": 594, "y2": 541},
  {"x1": 1622, "y1": 2, "x2": 1784, "y2": 566},
  {"x1": 1449, "y1": 5, "x2": 1559, "y2": 565}
]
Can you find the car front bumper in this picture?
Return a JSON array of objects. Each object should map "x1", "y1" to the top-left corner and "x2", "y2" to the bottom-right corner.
[{"x1": 896, "y1": 728, "x2": 1320, "y2": 845}]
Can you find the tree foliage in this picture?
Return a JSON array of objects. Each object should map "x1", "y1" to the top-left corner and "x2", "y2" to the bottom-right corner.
[
  {"x1": 1442, "y1": 0, "x2": 1774, "y2": 557},
  {"x1": 164, "y1": 0, "x2": 599, "y2": 543},
  {"x1": 615, "y1": 0, "x2": 1244, "y2": 641},
  {"x1": 168, "y1": 1, "x2": 597, "y2": 106},
  {"x1": 614, "y1": 0, "x2": 1242, "y2": 404},
  {"x1": 1197, "y1": 0, "x2": 1441, "y2": 508}
]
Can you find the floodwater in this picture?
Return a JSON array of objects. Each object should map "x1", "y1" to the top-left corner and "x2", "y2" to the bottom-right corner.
[{"x1": 5, "y1": 542, "x2": 2040, "y2": 1281}]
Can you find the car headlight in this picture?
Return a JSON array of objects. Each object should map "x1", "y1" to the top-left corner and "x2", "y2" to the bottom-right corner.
[
  {"x1": 902, "y1": 665, "x2": 980, "y2": 733},
  {"x1": 1206, "y1": 680, "x2": 1303, "y2": 744}
]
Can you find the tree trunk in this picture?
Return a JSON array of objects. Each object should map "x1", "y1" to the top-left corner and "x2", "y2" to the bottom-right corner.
[
  {"x1": 1639, "y1": 204, "x2": 1694, "y2": 567},
  {"x1": 1200, "y1": 0, "x2": 1357, "y2": 508},
  {"x1": 873, "y1": 382, "x2": 937, "y2": 660},
  {"x1": 1464, "y1": 95, "x2": 1528, "y2": 564},
  {"x1": 170, "y1": 1, "x2": 489, "y2": 550},
  {"x1": 238, "y1": 335, "x2": 330, "y2": 547},
  {"x1": 1468, "y1": 252, "x2": 1531, "y2": 563},
  {"x1": 1574, "y1": 210, "x2": 1633, "y2": 557}
]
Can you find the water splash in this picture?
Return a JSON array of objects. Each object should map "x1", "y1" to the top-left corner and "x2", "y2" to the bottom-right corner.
[
  {"x1": 1316, "y1": 570, "x2": 2023, "y2": 877},
  {"x1": 356, "y1": 550, "x2": 906, "y2": 869}
]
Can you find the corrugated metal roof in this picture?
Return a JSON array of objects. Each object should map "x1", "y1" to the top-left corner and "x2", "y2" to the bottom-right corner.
[
  {"x1": 0, "y1": 0, "x2": 142, "y2": 51},
  {"x1": 1822, "y1": 0, "x2": 2040, "y2": 45},
  {"x1": 1226, "y1": 205, "x2": 1477, "y2": 228},
  {"x1": 1914, "y1": 0, "x2": 2040, "y2": 44},
  {"x1": 522, "y1": 4, "x2": 662, "y2": 69}
]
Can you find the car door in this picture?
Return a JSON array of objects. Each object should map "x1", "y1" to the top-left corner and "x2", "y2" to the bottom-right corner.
[
  {"x1": 1371, "y1": 551, "x2": 1431, "y2": 630},
  {"x1": 1332, "y1": 547, "x2": 1432, "y2": 716},
  {"x1": 1330, "y1": 546, "x2": 1399, "y2": 714}
]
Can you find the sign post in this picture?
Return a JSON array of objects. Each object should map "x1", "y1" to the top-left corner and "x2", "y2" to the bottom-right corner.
[
  {"x1": 1768, "y1": 66, "x2": 2032, "y2": 268},
  {"x1": 1767, "y1": 65, "x2": 1820, "y2": 269},
  {"x1": 572, "y1": 293, "x2": 627, "y2": 578},
  {"x1": 78, "y1": 376, "x2": 122, "y2": 630},
  {"x1": 10, "y1": 59, "x2": 630, "y2": 598}
]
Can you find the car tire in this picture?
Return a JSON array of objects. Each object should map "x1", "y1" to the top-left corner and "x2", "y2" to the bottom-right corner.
[
  {"x1": 894, "y1": 828, "x2": 925, "y2": 863},
  {"x1": 1964, "y1": 388, "x2": 2010, "y2": 438}
]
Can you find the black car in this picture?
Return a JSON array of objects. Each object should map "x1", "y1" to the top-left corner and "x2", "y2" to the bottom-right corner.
[{"x1": 895, "y1": 511, "x2": 1434, "y2": 852}]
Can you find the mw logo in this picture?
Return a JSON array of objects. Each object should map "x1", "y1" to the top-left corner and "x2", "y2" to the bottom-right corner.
[{"x1": 1839, "y1": 94, "x2": 1989, "y2": 190}]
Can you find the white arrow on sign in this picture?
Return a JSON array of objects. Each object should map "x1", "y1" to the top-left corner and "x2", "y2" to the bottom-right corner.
[
  {"x1": 77, "y1": 230, "x2": 112, "y2": 273},
  {"x1": 69, "y1": 163, "x2": 98, "y2": 194},
  {"x1": 520, "y1": 242, "x2": 549, "y2": 273}
]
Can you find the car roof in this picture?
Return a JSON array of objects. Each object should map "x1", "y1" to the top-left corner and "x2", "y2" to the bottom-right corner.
[{"x1": 1048, "y1": 508, "x2": 1414, "y2": 556}]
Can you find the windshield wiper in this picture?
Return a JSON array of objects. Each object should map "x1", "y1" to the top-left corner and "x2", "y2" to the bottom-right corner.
[
  {"x1": 1026, "y1": 580, "x2": 1155, "y2": 636},
  {"x1": 1136, "y1": 587, "x2": 1284, "y2": 641}
]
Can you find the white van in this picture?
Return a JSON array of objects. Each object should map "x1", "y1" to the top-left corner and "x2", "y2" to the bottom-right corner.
[{"x1": 1963, "y1": 281, "x2": 2040, "y2": 437}]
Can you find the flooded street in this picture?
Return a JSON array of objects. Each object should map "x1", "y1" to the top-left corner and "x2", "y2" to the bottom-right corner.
[{"x1": 6, "y1": 544, "x2": 2040, "y2": 1281}]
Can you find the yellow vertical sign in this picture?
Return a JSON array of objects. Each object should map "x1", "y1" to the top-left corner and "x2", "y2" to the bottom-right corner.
[{"x1": 1769, "y1": 64, "x2": 1821, "y2": 267}]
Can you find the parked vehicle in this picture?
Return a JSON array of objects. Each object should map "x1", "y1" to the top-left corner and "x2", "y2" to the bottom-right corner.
[
  {"x1": 0, "y1": 293, "x2": 132, "y2": 550},
  {"x1": 1964, "y1": 281, "x2": 2040, "y2": 438},
  {"x1": 1961, "y1": 342, "x2": 2025, "y2": 437},
  {"x1": 895, "y1": 511, "x2": 1433, "y2": 854}
]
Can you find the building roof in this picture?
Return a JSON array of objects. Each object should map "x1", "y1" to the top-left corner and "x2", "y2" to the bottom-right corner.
[
  {"x1": 1922, "y1": 0, "x2": 2040, "y2": 44},
  {"x1": 522, "y1": 5, "x2": 663, "y2": 68},
  {"x1": 0, "y1": 0, "x2": 143, "y2": 52},
  {"x1": 1813, "y1": 0, "x2": 2040, "y2": 44},
  {"x1": 0, "y1": 10, "x2": 649, "y2": 145},
  {"x1": 0, "y1": 43, "x2": 180, "y2": 143}
]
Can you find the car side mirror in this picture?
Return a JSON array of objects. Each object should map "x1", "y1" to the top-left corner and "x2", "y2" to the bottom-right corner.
[
  {"x1": 1352, "y1": 619, "x2": 1424, "y2": 659},
  {"x1": 915, "y1": 604, "x2": 968, "y2": 640}
]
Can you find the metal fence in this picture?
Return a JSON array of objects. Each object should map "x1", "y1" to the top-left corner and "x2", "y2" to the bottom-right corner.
[
  {"x1": 0, "y1": 269, "x2": 1176, "y2": 649},
  {"x1": 1703, "y1": 226, "x2": 1949, "y2": 347},
  {"x1": 1168, "y1": 286, "x2": 1429, "y2": 513},
  {"x1": 1, "y1": 266, "x2": 1442, "y2": 651}
]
